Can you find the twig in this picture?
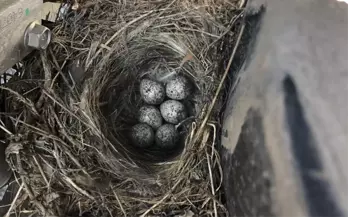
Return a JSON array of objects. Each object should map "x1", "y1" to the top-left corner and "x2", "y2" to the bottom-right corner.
[
  {"x1": 53, "y1": 142, "x2": 67, "y2": 176},
  {"x1": 112, "y1": 188, "x2": 127, "y2": 217},
  {"x1": 192, "y1": 23, "x2": 245, "y2": 145},
  {"x1": 206, "y1": 11, "x2": 243, "y2": 52},
  {"x1": 239, "y1": 0, "x2": 247, "y2": 8},
  {"x1": 4, "y1": 182, "x2": 24, "y2": 217},
  {"x1": 0, "y1": 124, "x2": 12, "y2": 135},
  {"x1": 208, "y1": 123, "x2": 217, "y2": 158},
  {"x1": 36, "y1": 51, "x2": 52, "y2": 109},
  {"x1": 32, "y1": 155, "x2": 49, "y2": 188},
  {"x1": 206, "y1": 150, "x2": 217, "y2": 217},
  {"x1": 140, "y1": 180, "x2": 181, "y2": 217},
  {"x1": 43, "y1": 90, "x2": 89, "y2": 127},
  {"x1": 16, "y1": 154, "x2": 49, "y2": 216},
  {"x1": 49, "y1": 49, "x2": 73, "y2": 91},
  {"x1": 86, "y1": 10, "x2": 155, "y2": 69},
  {"x1": 0, "y1": 86, "x2": 39, "y2": 117},
  {"x1": 8, "y1": 117, "x2": 51, "y2": 137},
  {"x1": 175, "y1": 116, "x2": 195, "y2": 129},
  {"x1": 63, "y1": 176, "x2": 94, "y2": 200},
  {"x1": 41, "y1": 52, "x2": 52, "y2": 90}
]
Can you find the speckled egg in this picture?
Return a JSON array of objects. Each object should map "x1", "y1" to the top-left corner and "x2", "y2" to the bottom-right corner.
[
  {"x1": 166, "y1": 76, "x2": 192, "y2": 100},
  {"x1": 140, "y1": 79, "x2": 165, "y2": 105},
  {"x1": 160, "y1": 100, "x2": 188, "y2": 124},
  {"x1": 155, "y1": 124, "x2": 178, "y2": 148},
  {"x1": 139, "y1": 105, "x2": 163, "y2": 130},
  {"x1": 130, "y1": 123, "x2": 154, "y2": 148}
]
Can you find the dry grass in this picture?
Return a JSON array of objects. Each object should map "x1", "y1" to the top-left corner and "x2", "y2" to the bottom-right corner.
[{"x1": 0, "y1": 0, "x2": 245, "y2": 216}]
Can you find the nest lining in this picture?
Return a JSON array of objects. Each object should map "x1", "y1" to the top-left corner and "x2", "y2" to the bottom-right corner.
[{"x1": 0, "y1": 0, "x2": 245, "y2": 216}]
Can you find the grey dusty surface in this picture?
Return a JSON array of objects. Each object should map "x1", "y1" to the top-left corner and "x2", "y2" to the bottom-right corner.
[
  {"x1": 140, "y1": 79, "x2": 165, "y2": 105},
  {"x1": 166, "y1": 76, "x2": 191, "y2": 100},
  {"x1": 160, "y1": 100, "x2": 187, "y2": 124},
  {"x1": 155, "y1": 124, "x2": 178, "y2": 148},
  {"x1": 221, "y1": 0, "x2": 348, "y2": 216},
  {"x1": 139, "y1": 105, "x2": 163, "y2": 130}
]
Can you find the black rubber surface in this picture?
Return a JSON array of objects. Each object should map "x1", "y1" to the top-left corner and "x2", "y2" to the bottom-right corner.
[{"x1": 222, "y1": 109, "x2": 274, "y2": 217}]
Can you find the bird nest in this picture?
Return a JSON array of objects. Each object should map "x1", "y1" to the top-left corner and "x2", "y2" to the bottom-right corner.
[{"x1": 0, "y1": 0, "x2": 245, "y2": 216}]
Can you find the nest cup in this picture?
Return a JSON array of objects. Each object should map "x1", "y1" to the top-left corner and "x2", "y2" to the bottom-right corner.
[
  {"x1": 94, "y1": 35, "x2": 203, "y2": 162},
  {"x1": 0, "y1": 0, "x2": 242, "y2": 216}
]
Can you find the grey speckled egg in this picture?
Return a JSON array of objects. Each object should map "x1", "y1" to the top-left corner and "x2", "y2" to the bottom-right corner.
[
  {"x1": 139, "y1": 105, "x2": 163, "y2": 130},
  {"x1": 166, "y1": 76, "x2": 191, "y2": 100},
  {"x1": 140, "y1": 79, "x2": 165, "y2": 105},
  {"x1": 160, "y1": 100, "x2": 187, "y2": 124},
  {"x1": 131, "y1": 123, "x2": 154, "y2": 148},
  {"x1": 155, "y1": 124, "x2": 178, "y2": 148}
]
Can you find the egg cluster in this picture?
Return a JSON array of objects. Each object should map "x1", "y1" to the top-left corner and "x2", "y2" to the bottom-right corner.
[{"x1": 131, "y1": 76, "x2": 192, "y2": 149}]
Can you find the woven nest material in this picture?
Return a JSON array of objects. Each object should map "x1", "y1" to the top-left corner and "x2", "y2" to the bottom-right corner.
[{"x1": 0, "y1": 0, "x2": 245, "y2": 216}]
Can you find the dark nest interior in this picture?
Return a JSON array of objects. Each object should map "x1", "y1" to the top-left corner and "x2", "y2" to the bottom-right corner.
[{"x1": 0, "y1": 0, "x2": 246, "y2": 216}]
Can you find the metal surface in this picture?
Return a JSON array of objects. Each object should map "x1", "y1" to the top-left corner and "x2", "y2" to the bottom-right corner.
[
  {"x1": 0, "y1": 0, "x2": 43, "y2": 74},
  {"x1": 24, "y1": 22, "x2": 51, "y2": 50}
]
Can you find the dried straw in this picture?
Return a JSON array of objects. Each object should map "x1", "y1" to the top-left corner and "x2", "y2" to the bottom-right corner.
[{"x1": 0, "y1": 0, "x2": 245, "y2": 216}]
